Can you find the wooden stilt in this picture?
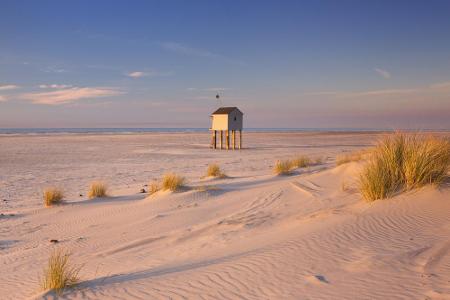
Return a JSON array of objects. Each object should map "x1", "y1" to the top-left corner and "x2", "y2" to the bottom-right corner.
[
  {"x1": 212, "y1": 130, "x2": 216, "y2": 149},
  {"x1": 239, "y1": 130, "x2": 242, "y2": 149},
  {"x1": 220, "y1": 131, "x2": 223, "y2": 149},
  {"x1": 232, "y1": 130, "x2": 236, "y2": 150},
  {"x1": 226, "y1": 130, "x2": 230, "y2": 150},
  {"x1": 210, "y1": 131, "x2": 213, "y2": 148}
]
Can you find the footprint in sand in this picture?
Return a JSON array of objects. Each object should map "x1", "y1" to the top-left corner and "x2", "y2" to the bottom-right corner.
[{"x1": 290, "y1": 180, "x2": 322, "y2": 197}]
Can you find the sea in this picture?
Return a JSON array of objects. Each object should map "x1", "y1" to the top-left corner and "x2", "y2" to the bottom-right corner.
[
  {"x1": 0, "y1": 127, "x2": 402, "y2": 135},
  {"x1": 0, "y1": 128, "x2": 446, "y2": 135}
]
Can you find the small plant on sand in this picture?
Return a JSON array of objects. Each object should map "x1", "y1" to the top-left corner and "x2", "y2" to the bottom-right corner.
[
  {"x1": 148, "y1": 181, "x2": 159, "y2": 195},
  {"x1": 206, "y1": 164, "x2": 226, "y2": 178},
  {"x1": 41, "y1": 249, "x2": 81, "y2": 294},
  {"x1": 359, "y1": 133, "x2": 450, "y2": 201},
  {"x1": 161, "y1": 173, "x2": 186, "y2": 192},
  {"x1": 291, "y1": 155, "x2": 312, "y2": 168},
  {"x1": 336, "y1": 150, "x2": 368, "y2": 166},
  {"x1": 274, "y1": 159, "x2": 293, "y2": 175},
  {"x1": 43, "y1": 187, "x2": 64, "y2": 207},
  {"x1": 88, "y1": 181, "x2": 108, "y2": 199}
]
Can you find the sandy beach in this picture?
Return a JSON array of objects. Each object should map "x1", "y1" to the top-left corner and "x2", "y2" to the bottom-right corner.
[
  {"x1": 3, "y1": 1, "x2": 450, "y2": 298},
  {"x1": 1, "y1": 131, "x2": 449, "y2": 299}
]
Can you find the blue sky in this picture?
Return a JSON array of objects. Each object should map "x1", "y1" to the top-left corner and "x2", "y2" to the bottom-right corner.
[{"x1": 1, "y1": 0, "x2": 450, "y2": 128}]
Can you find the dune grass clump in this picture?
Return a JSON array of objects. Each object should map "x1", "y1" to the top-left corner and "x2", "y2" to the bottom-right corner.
[
  {"x1": 148, "y1": 181, "x2": 159, "y2": 195},
  {"x1": 161, "y1": 173, "x2": 186, "y2": 192},
  {"x1": 206, "y1": 164, "x2": 226, "y2": 178},
  {"x1": 336, "y1": 150, "x2": 368, "y2": 166},
  {"x1": 402, "y1": 136, "x2": 450, "y2": 189},
  {"x1": 274, "y1": 159, "x2": 293, "y2": 175},
  {"x1": 359, "y1": 133, "x2": 450, "y2": 201},
  {"x1": 41, "y1": 249, "x2": 81, "y2": 295},
  {"x1": 43, "y1": 187, "x2": 64, "y2": 207},
  {"x1": 360, "y1": 156, "x2": 400, "y2": 201},
  {"x1": 88, "y1": 181, "x2": 108, "y2": 199},
  {"x1": 291, "y1": 155, "x2": 312, "y2": 168}
]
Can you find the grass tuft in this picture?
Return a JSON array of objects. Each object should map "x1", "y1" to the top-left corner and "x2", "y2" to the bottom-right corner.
[
  {"x1": 291, "y1": 155, "x2": 312, "y2": 168},
  {"x1": 41, "y1": 249, "x2": 81, "y2": 295},
  {"x1": 336, "y1": 150, "x2": 369, "y2": 166},
  {"x1": 274, "y1": 160, "x2": 293, "y2": 175},
  {"x1": 148, "y1": 181, "x2": 159, "y2": 195},
  {"x1": 403, "y1": 136, "x2": 450, "y2": 189},
  {"x1": 161, "y1": 173, "x2": 186, "y2": 192},
  {"x1": 43, "y1": 187, "x2": 64, "y2": 207},
  {"x1": 206, "y1": 164, "x2": 226, "y2": 178},
  {"x1": 88, "y1": 181, "x2": 108, "y2": 199},
  {"x1": 359, "y1": 133, "x2": 450, "y2": 201},
  {"x1": 359, "y1": 156, "x2": 399, "y2": 201}
]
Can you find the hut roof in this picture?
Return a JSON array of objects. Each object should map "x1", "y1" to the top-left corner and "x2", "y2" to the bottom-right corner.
[{"x1": 211, "y1": 107, "x2": 243, "y2": 115}]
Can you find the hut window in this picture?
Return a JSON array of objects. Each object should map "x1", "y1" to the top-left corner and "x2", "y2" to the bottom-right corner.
[{"x1": 234, "y1": 116, "x2": 237, "y2": 121}]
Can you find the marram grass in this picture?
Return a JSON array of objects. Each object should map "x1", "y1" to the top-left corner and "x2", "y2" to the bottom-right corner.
[
  {"x1": 206, "y1": 164, "x2": 226, "y2": 178},
  {"x1": 88, "y1": 181, "x2": 108, "y2": 199},
  {"x1": 148, "y1": 181, "x2": 159, "y2": 195},
  {"x1": 274, "y1": 155, "x2": 316, "y2": 175},
  {"x1": 291, "y1": 155, "x2": 312, "y2": 168},
  {"x1": 43, "y1": 187, "x2": 64, "y2": 207},
  {"x1": 41, "y1": 249, "x2": 81, "y2": 295},
  {"x1": 274, "y1": 160, "x2": 293, "y2": 175},
  {"x1": 336, "y1": 149, "x2": 369, "y2": 166},
  {"x1": 403, "y1": 136, "x2": 450, "y2": 189},
  {"x1": 359, "y1": 133, "x2": 450, "y2": 201},
  {"x1": 161, "y1": 173, "x2": 186, "y2": 191}
]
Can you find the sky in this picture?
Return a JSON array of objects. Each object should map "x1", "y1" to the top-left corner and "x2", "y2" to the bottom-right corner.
[{"x1": 1, "y1": 0, "x2": 450, "y2": 129}]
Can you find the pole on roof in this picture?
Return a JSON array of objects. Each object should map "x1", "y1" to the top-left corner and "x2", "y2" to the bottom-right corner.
[{"x1": 216, "y1": 93, "x2": 222, "y2": 107}]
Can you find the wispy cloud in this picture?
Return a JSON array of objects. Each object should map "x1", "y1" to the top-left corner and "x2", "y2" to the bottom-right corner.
[
  {"x1": 374, "y1": 68, "x2": 391, "y2": 79},
  {"x1": 125, "y1": 70, "x2": 173, "y2": 78},
  {"x1": 0, "y1": 84, "x2": 19, "y2": 91},
  {"x1": 0, "y1": 95, "x2": 7, "y2": 102},
  {"x1": 306, "y1": 88, "x2": 418, "y2": 98},
  {"x1": 159, "y1": 41, "x2": 245, "y2": 65},
  {"x1": 349, "y1": 88, "x2": 417, "y2": 97},
  {"x1": 22, "y1": 87, "x2": 123, "y2": 105},
  {"x1": 159, "y1": 42, "x2": 220, "y2": 58},
  {"x1": 305, "y1": 80, "x2": 450, "y2": 100},
  {"x1": 187, "y1": 87, "x2": 229, "y2": 92},
  {"x1": 39, "y1": 84, "x2": 73, "y2": 89},
  {"x1": 126, "y1": 71, "x2": 148, "y2": 78},
  {"x1": 430, "y1": 81, "x2": 450, "y2": 89},
  {"x1": 43, "y1": 66, "x2": 67, "y2": 73},
  {"x1": 189, "y1": 95, "x2": 246, "y2": 101},
  {"x1": 303, "y1": 91, "x2": 339, "y2": 96}
]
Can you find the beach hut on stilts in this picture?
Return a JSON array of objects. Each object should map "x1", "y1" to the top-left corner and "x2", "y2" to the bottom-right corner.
[{"x1": 210, "y1": 105, "x2": 243, "y2": 150}]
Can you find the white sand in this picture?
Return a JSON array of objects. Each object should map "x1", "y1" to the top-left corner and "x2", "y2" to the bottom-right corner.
[{"x1": 1, "y1": 131, "x2": 449, "y2": 299}]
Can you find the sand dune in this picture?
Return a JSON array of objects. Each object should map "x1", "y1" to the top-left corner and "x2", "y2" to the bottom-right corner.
[{"x1": 0, "y1": 132, "x2": 449, "y2": 299}]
